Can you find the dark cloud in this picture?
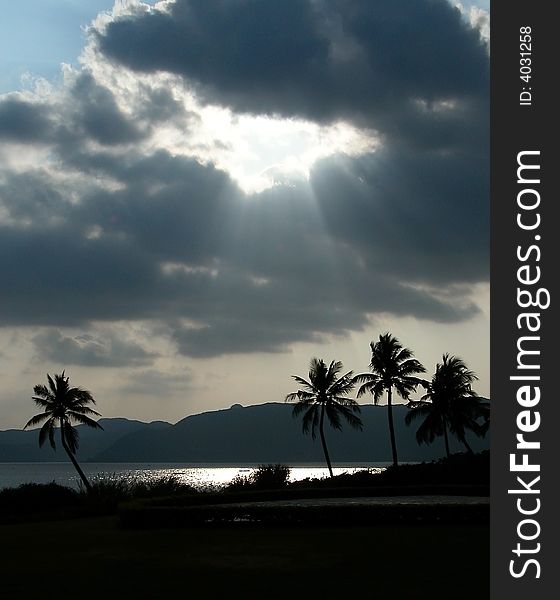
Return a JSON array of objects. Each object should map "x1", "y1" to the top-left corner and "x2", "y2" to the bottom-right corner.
[
  {"x1": 0, "y1": 146, "x2": 480, "y2": 357},
  {"x1": 97, "y1": 0, "x2": 330, "y2": 117},
  {"x1": 32, "y1": 329, "x2": 156, "y2": 367},
  {"x1": 0, "y1": 97, "x2": 53, "y2": 142},
  {"x1": 0, "y1": 73, "x2": 170, "y2": 149},
  {"x1": 136, "y1": 85, "x2": 196, "y2": 124},
  {"x1": 68, "y1": 72, "x2": 145, "y2": 145},
  {"x1": 171, "y1": 275, "x2": 478, "y2": 358},
  {"x1": 0, "y1": 0, "x2": 489, "y2": 357},
  {"x1": 0, "y1": 169, "x2": 71, "y2": 222},
  {"x1": 97, "y1": 0, "x2": 488, "y2": 146},
  {"x1": 309, "y1": 148, "x2": 489, "y2": 285}
]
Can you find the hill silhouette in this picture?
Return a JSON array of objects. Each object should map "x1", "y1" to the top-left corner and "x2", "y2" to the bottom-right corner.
[
  {"x1": 0, "y1": 418, "x2": 169, "y2": 462},
  {"x1": 1, "y1": 402, "x2": 488, "y2": 463}
]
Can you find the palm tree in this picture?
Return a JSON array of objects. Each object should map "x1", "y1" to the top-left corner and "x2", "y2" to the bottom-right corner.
[
  {"x1": 353, "y1": 333, "x2": 426, "y2": 468},
  {"x1": 405, "y1": 354, "x2": 489, "y2": 457},
  {"x1": 286, "y1": 358, "x2": 363, "y2": 477},
  {"x1": 24, "y1": 371, "x2": 103, "y2": 492}
]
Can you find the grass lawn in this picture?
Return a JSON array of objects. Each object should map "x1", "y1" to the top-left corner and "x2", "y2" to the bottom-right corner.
[{"x1": 0, "y1": 516, "x2": 488, "y2": 599}]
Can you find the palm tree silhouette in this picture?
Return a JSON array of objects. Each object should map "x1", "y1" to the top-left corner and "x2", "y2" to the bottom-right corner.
[
  {"x1": 353, "y1": 333, "x2": 426, "y2": 468},
  {"x1": 405, "y1": 354, "x2": 489, "y2": 457},
  {"x1": 24, "y1": 372, "x2": 103, "y2": 492},
  {"x1": 286, "y1": 358, "x2": 363, "y2": 477}
]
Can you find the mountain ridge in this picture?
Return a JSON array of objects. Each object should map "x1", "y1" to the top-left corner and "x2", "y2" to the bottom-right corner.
[{"x1": 1, "y1": 401, "x2": 489, "y2": 463}]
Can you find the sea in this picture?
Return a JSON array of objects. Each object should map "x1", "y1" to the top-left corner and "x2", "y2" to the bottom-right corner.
[{"x1": 0, "y1": 462, "x2": 389, "y2": 491}]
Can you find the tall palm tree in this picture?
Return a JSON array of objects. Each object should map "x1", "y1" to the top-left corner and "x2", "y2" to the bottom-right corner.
[
  {"x1": 286, "y1": 358, "x2": 363, "y2": 477},
  {"x1": 353, "y1": 333, "x2": 426, "y2": 468},
  {"x1": 24, "y1": 372, "x2": 103, "y2": 492},
  {"x1": 405, "y1": 354, "x2": 489, "y2": 457}
]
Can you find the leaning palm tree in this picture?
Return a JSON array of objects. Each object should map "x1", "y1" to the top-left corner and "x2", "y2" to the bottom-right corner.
[
  {"x1": 353, "y1": 333, "x2": 426, "y2": 468},
  {"x1": 24, "y1": 371, "x2": 103, "y2": 492},
  {"x1": 405, "y1": 354, "x2": 489, "y2": 457},
  {"x1": 286, "y1": 358, "x2": 363, "y2": 477}
]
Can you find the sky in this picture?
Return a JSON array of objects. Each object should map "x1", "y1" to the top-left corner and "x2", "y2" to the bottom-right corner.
[{"x1": 0, "y1": 0, "x2": 490, "y2": 429}]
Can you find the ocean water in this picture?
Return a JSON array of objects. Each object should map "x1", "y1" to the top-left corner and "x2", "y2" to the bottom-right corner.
[{"x1": 0, "y1": 462, "x2": 388, "y2": 491}]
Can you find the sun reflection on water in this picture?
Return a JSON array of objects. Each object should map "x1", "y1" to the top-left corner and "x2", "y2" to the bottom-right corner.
[
  {"x1": 89, "y1": 465, "x2": 386, "y2": 490},
  {"x1": 0, "y1": 463, "x2": 388, "y2": 490}
]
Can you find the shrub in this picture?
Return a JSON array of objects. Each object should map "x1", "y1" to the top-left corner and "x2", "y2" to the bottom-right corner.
[
  {"x1": 137, "y1": 474, "x2": 198, "y2": 497},
  {"x1": 82, "y1": 476, "x2": 136, "y2": 504},
  {"x1": 251, "y1": 464, "x2": 291, "y2": 488},
  {"x1": 0, "y1": 482, "x2": 80, "y2": 517},
  {"x1": 81, "y1": 473, "x2": 198, "y2": 507},
  {"x1": 225, "y1": 464, "x2": 291, "y2": 492}
]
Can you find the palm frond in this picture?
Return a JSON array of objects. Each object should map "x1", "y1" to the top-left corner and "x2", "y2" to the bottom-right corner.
[
  {"x1": 38, "y1": 418, "x2": 56, "y2": 449},
  {"x1": 325, "y1": 404, "x2": 342, "y2": 431},
  {"x1": 414, "y1": 410, "x2": 444, "y2": 445},
  {"x1": 62, "y1": 421, "x2": 79, "y2": 454},
  {"x1": 308, "y1": 357, "x2": 326, "y2": 382},
  {"x1": 357, "y1": 379, "x2": 385, "y2": 402},
  {"x1": 67, "y1": 405, "x2": 102, "y2": 417},
  {"x1": 286, "y1": 391, "x2": 316, "y2": 404},
  {"x1": 355, "y1": 380, "x2": 374, "y2": 398},
  {"x1": 479, "y1": 419, "x2": 490, "y2": 436},
  {"x1": 67, "y1": 412, "x2": 104, "y2": 429},
  {"x1": 24, "y1": 412, "x2": 52, "y2": 429},
  {"x1": 332, "y1": 395, "x2": 361, "y2": 409},
  {"x1": 326, "y1": 360, "x2": 344, "y2": 381},
  {"x1": 47, "y1": 373, "x2": 58, "y2": 394},
  {"x1": 48, "y1": 422, "x2": 56, "y2": 449},
  {"x1": 333, "y1": 403, "x2": 363, "y2": 430},
  {"x1": 291, "y1": 397, "x2": 316, "y2": 416},
  {"x1": 395, "y1": 347, "x2": 414, "y2": 363},
  {"x1": 398, "y1": 359, "x2": 426, "y2": 374},
  {"x1": 328, "y1": 372, "x2": 355, "y2": 397},
  {"x1": 32, "y1": 384, "x2": 51, "y2": 398},
  {"x1": 67, "y1": 387, "x2": 96, "y2": 406},
  {"x1": 31, "y1": 395, "x2": 53, "y2": 409},
  {"x1": 352, "y1": 372, "x2": 378, "y2": 385},
  {"x1": 301, "y1": 405, "x2": 319, "y2": 439},
  {"x1": 290, "y1": 375, "x2": 315, "y2": 392},
  {"x1": 404, "y1": 403, "x2": 433, "y2": 425}
]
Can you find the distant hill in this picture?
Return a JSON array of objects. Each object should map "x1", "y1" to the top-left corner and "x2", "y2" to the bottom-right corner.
[
  {"x1": 0, "y1": 402, "x2": 489, "y2": 464},
  {"x1": 0, "y1": 418, "x2": 170, "y2": 462}
]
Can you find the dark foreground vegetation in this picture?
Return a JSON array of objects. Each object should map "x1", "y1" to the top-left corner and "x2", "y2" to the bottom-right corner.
[
  {"x1": 0, "y1": 455, "x2": 489, "y2": 598},
  {"x1": 0, "y1": 516, "x2": 488, "y2": 599},
  {"x1": 293, "y1": 450, "x2": 489, "y2": 489},
  {"x1": 0, "y1": 452, "x2": 488, "y2": 524},
  {"x1": 120, "y1": 452, "x2": 489, "y2": 528}
]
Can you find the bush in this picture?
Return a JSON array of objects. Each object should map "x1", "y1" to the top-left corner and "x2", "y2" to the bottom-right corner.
[
  {"x1": 136, "y1": 474, "x2": 198, "y2": 498},
  {"x1": 82, "y1": 476, "x2": 135, "y2": 504},
  {"x1": 82, "y1": 473, "x2": 198, "y2": 508},
  {"x1": 0, "y1": 482, "x2": 80, "y2": 518},
  {"x1": 252, "y1": 464, "x2": 291, "y2": 488},
  {"x1": 225, "y1": 464, "x2": 291, "y2": 492},
  {"x1": 377, "y1": 450, "x2": 490, "y2": 486}
]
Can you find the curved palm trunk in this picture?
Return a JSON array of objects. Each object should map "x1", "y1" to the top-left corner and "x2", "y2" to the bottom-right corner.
[
  {"x1": 59, "y1": 419, "x2": 92, "y2": 493},
  {"x1": 460, "y1": 434, "x2": 474, "y2": 454},
  {"x1": 386, "y1": 386, "x2": 399, "y2": 468},
  {"x1": 443, "y1": 420, "x2": 450, "y2": 458},
  {"x1": 319, "y1": 404, "x2": 334, "y2": 478}
]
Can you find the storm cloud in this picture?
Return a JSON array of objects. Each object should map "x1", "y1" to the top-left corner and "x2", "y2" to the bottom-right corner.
[
  {"x1": 0, "y1": 0, "x2": 488, "y2": 360},
  {"x1": 97, "y1": 0, "x2": 488, "y2": 136},
  {"x1": 0, "y1": 97, "x2": 53, "y2": 142}
]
